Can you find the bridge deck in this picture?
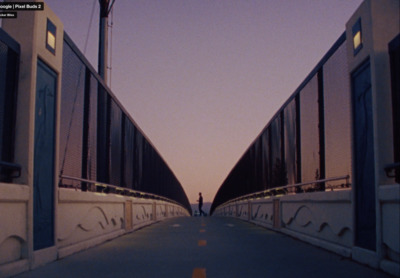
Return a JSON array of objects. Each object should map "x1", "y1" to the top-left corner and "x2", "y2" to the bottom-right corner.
[{"x1": 15, "y1": 217, "x2": 391, "y2": 278}]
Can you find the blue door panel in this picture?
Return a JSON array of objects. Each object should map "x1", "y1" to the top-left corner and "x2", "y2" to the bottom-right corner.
[
  {"x1": 34, "y1": 60, "x2": 57, "y2": 250},
  {"x1": 352, "y1": 60, "x2": 376, "y2": 251}
]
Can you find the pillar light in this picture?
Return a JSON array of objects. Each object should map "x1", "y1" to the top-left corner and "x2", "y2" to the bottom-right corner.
[
  {"x1": 352, "y1": 18, "x2": 363, "y2": 55},
  {"x1": 46, "y1": 19, "x2": 56, "y2": 54}
]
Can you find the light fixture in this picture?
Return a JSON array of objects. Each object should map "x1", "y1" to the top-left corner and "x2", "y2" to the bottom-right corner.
[
  {"x1": 46, "y1": 19, "x2": 56, "y2": 54},
  {"x1": 352, "y1": 18, "x2": 362, "y2": 55}
]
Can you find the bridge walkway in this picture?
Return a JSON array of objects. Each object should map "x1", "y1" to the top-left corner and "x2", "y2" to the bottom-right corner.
[{"x1": 14, "y1": 217, "x2": 391, "y2": 278}]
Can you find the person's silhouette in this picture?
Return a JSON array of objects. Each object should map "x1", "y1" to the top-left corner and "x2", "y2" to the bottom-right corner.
[{"x1": 197, "y1": 192, "x2": 205, "y2": 216}]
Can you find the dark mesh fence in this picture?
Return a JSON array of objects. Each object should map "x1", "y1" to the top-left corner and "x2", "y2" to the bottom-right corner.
[
  {"x1": 300, "y1": 74, "x2": 320, "y2": 186},
  {"x1": 389, "y1": 35, "x2": 400, "y2": 183},
  {"x1": 323, "y1": 42, "x2": 352, "y2": 188},
  {"x1": 0, "y1": 29, "x2": 19, "y2": 182},
  {"x1": 142, "y1": 140, "x2": 153, "y2": 192},
  {"x1": 123, "y1": 120, "x2": 135, "y2": 189},
  {"x1": 59, "y1": 41, "x2": 85, "y2": 187},
  {"x1": 60, "y1": 33, "x2": 191, "y2": 212},
  {"x1": 261, "y1": 129, "x2": 270, "y2": 188},
  {"x1": 211, "y1": 35, "x2": 350, "y2": 214},
  {"x1": 284, "y1": 98, "x2": 298, "y2": 187},
  {"x1": 96, "y1": 86, "x2": 109, "y2": 184},
  {"x1": 134, "y1": 130, "x2": 144, "y2": 190},
  {"x1": 87, "y1": 74, "x2": 98, "y2": 181},
  {"x1": 0, "y1": 41, "x2": 8, "y2": 163},
  {"x1": 270, "y1": 113, "x2": 284, "y2": 187},
  {"x1": 109, "y1": 99, "x2": 123, "y2": 187}
]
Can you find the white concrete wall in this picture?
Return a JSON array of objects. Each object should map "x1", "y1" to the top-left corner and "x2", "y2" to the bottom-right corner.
[
  {"x1": 379, "y1": 185, "x2": 400, "y2": 276},
  {"x1": 0, "y1": 184, "x2": 30, "y2": 277},
  {"x1": 251, "y1": 199, "x2": 274, "y2": 228},
  {"x1": 57, "y1": 188, "x2": 190, "y2": 259},
  {"x1": 57, "y1": 189, "x2": 126, "y2": 258},
  {"x1": 214, "y1": 185, "x2": 399, "y2": 276},
  {"x1": 280, "y1": 191, "x2": 353, "y2": 256},
  {"x1": 236, "y1": 202, "x2": 250, "y2": 221},
  {"x1": 214, "y1": 191, "x2": 353, "y2": 256},
  {"x1": 0, "y1": 186, "x2": 190, "y2": 277}
]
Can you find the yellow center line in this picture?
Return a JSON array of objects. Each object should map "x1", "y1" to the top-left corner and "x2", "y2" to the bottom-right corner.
[
  {"x1": 199, "y1": 229, "x2": 206, "y2": 233},
  {"x1": 198, "y1": 240, "x2": 207, "y2": 246},
  {"x1": 192, "y1": 268, "x2": 206, "y2": 278}
]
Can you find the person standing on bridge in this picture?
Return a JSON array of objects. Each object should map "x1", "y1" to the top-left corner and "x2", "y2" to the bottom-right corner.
[{"x1": 197, "y1": 192, "x2": 205, "y2": 216}]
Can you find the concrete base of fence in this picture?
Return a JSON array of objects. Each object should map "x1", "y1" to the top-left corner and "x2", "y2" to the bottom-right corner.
[{"x1": 0, "y1": 186, "x2": 190, "y2": 278}]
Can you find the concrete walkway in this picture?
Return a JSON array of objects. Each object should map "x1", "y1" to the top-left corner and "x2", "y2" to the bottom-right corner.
[{"x1": 14, "y1": 217, "x2": 392, "y2": 278}]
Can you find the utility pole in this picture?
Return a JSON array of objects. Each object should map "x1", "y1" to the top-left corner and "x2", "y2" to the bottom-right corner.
[{"x1": 98, "y1": 0, "x2": 115, "y2": 85}]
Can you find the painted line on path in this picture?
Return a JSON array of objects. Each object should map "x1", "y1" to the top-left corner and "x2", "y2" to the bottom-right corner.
[
  {"x1": 192, "y1": 268, "x2": 206, "y2": 278},
  {"x1": 198, "y1": 240, "x2": 207, "y2": 246}
]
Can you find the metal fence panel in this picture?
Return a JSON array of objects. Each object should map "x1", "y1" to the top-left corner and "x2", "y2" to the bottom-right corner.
[
  {"x1": 300, "y1": 75, "x2": 320, "y2": 185},
  {"x1": 60, "y1": 41, "x2": 85, "y2": 187},
  {"x1": 0, "y1": 30, "x2": 19, "y2": 182},
  {"x1": 323, "y1": 42, "x2": 352, "y2": 189},
  {"x1": 60, "y1": 33, "x2": 191, "y2": 212},
  {"x1": 109, "y1": 99, "x2": 123, "y2": 187},
  {"x1": 87, "y1": 74, "x2": 98, "y2": 181},
  {"x1": 124, "y1": 119, "x2": 135, "y2": 189},
  {"x1": 284, "y1": 98, "x2": 298, "y2": 187}
]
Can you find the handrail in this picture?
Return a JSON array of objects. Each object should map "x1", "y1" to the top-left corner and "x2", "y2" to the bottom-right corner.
[
  {"x1": 59, "y1": 175, "x2": 181, "y2": 206},
  {"x1": 217, "y1": 175, "x2": 350, "y2": 209},
  {"x1": 0, "y1": 160, "x2": 21, "y2": 178}
]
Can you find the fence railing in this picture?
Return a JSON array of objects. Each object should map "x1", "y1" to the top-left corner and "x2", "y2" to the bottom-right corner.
[
  {"x1": 59, "y1": 175, "x2": 183, "y2": 207},
  {"x1": 59, "y1": 33, "x2": 192, "y2": 214},
  {"x1": 217, "y1": 175, "x2": 350, "y2": 208}
]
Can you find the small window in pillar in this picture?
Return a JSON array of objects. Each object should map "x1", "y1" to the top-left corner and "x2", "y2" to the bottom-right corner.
[
  {"x1": 352, "y1": 18, "x2": 363, "y2": 56},
  {"x1": 46, "y1": 19, "x2": 56, "y2": 54}
]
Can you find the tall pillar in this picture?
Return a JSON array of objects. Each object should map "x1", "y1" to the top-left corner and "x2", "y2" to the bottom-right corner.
[{"x1": 98, "y1": 0, "x2": 113, "y2": 85}]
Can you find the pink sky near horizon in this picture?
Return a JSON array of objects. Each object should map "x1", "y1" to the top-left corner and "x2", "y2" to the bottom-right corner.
[{"x1": 14, "y1": 0, "x2": 364, "y2": 204}]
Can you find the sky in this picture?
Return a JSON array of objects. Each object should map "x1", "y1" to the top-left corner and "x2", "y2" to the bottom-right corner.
[{"x1": 6, "y1": 0, "x2": 363, "y2": 204}]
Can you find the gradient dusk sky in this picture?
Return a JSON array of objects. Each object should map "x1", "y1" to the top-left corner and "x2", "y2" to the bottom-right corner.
[{"x1": 11, "y1": 0, "x2": 364, "y2": 203}]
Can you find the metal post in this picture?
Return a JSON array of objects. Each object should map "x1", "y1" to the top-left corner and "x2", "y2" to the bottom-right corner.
[
  {"x1": 98, "y1": 0, "x2": 114, "y2": 84},
  {"x1": 98, "y1": 15, "x2": 108, "y2": 83}
]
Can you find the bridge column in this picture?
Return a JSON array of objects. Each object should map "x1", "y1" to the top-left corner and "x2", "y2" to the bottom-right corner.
[{"x1": 3, "y1": 1, "x2": 64, "y2": 270}]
